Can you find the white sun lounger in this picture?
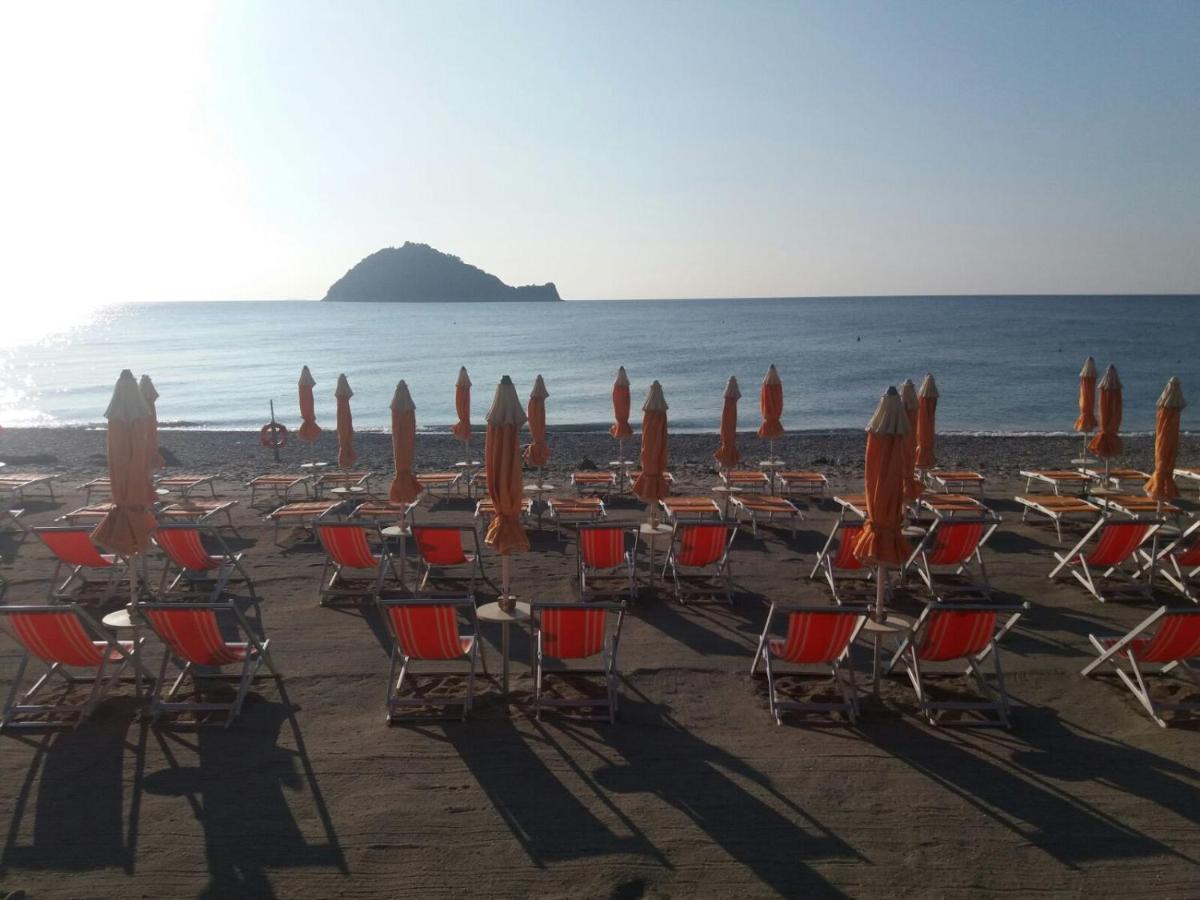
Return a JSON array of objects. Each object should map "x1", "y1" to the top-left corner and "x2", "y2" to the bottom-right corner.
[
  {"x1": 1082, "y1": 467, "x2": 1150, "y2": 490},
  {"x1": 1020, "y1": 469, "x2": 1092, "y2": 495},
  {"x1": 155, "y1": 474, "x2": 219, "y2": 498},
  {"x1": 0, "y1": 473, "x2": 57, "y2": 502},
  {"x1": 731, "y1": 494, "x2": 802, "y2": 538},
  {"x1": 924, "y1": 469, "x2": 985, "y2": 495},
  {"x1": 1016, "y1": 495, "x2": 1100, "y2": 542}
]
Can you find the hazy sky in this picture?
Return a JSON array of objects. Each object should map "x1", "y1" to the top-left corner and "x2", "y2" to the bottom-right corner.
[{"x1": 2, "y1": 0, "x2": 1198, "y2": 305}]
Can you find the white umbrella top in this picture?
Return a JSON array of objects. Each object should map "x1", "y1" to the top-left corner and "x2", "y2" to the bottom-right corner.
[{"x1": 487, "y1": 375, "x2": 527, "y2": 427}]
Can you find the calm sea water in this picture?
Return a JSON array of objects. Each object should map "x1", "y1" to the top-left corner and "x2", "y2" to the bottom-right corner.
[{"x1": 0, "y1": 296, "x2": 1195, "y2": 433}]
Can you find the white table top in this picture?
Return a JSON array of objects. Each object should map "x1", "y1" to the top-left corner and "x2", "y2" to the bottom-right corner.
[
  {"x1": 639, "y1": 522, "x2": 673, "y2": 536},
  {"x1": 758, "y1": 459, "x2": 786, "y2": 468},
  {"x1": 523, "y1": 483, "x2": 555, "y2": 493},
  {"x1": 476, "y1": 600, "x2": 531, "y2": 623},
  {"x1": 608, "y1": 460, "x2": 636, "y2": 467},
  {"x1": 331, "y1": 486, "x2": 368, "y2": 496},
  {"x1": 381, "y1": 525, "x2": 411, "y2": 538},
  {"x1": 862, "y1": 613, "x2": 913, "y2": 634},
  {"x1": 299, "y1": 461, "x2": 330, "y2": 469},
  {"x1": 711, "y1": 485, "x2": 744, "y2": 494},
  {"x1": 102, "y1": 608, "x2": 137, "y2": 630}
]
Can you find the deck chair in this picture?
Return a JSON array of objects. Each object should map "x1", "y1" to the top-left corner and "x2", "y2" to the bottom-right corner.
[
  {"x1": 532, "y1": 602, "x2": 624, "y2": 723},
  {"x1": 1147, "y1": 520, "x2": 1200, "y2": 602},
  {"x1": 1081, "y1": 606, "x2": 1200, "y2": 727},
  {"x1": 720, "y1": 469, "x2": 771, "y2": 493},
  {"x1": 810, "y1": 522, "x2": 877, "y2": 605},
  {"x1": 904, "y1": 517, "x2": 998, "y2": 601},
  {"x1": 411, "y1": 525, "x2": 487, "y2": 595},
  {"x1": 577, "y1": 524, "x2": 636, "y2": 603},
  {"x1": 731, "y1": 494, "x2": 802, "y2": 539},
  {"x1": 1016, "y1": 494, "x2": 1099, "y2": 542},
  {"x1": 246, "y1": 473, "x2": 310, "y2": 506},
  {"x1": 751, "y1": 604, "x2": 867, "y2": 725},
  {"x1": 314, "y1": 521, "x2": 402, "y2": 606},
  {"x1": 662, "y1": 520, "x2": 736, "y2": 604},
  {"x1": 137, "y1": 599, "x2": 279, "y2": 727},
  {"x1": 886, "y1": 602, "x2": 1027, "y2": 727},
  {"x1": 1049, "y1": 518, "x2": 1159, "y2": 602},
  {"x1": 571, "y1": 471, "x2": 617, "y2": 498},
  {"x1": 378, "y1": 597, "x2": 480, "y2": 722},
  {"x1": 154, "y1": 523, "x2": 255, "y2": 600},
  {"x1": 776, "y1": 471, "x2": 829, "y2": 497},
  {"x1": 34, "y1": 525, "x2": 127, "y2": 604},
  {"x1": 0, "y1": 603, "x2": 136, "y2": 730}
]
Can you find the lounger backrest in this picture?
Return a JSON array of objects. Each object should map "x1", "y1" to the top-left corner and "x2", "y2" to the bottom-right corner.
[
  {"x1": 676, "y1": 525, "x2": 730, "y2": 567},
  {"x1": 412, "y1": 527, "x2": 469, "y2": 566},
  {"x1": 925, "y1": 521, "x2": 986, "y2": 567},
  {"x1": 156, "y1": 527, "x2": 219, "y2": 571},
  {"x1": 916, "y1": 609, "x2": 998, "y2": 662},
  {"x1": 1087, "y1": 521, "x2": 1151, "y2": 566},
  {"x1": 5, "y1": 610, "x2": 106, "y2": 666},
  {"x1": 36, "y1": 528, "x2": 111, "y2": 568},
  {"x1": 831, "y1": 524, "x2": 866, "y2": 571},
  {"x1": 387, "y1": 604, "x2": 466, "y2": 659},
  {"x1": 143, "y1": 607, "x2": 244, "y2": 666},
  {"x1": 316, "y1": 523, "x2": 379, "y2": 569},
  {"x1": 580, "y1": 527, "x2": 626, "y2": 569},
  {"x1": 777, "y1": 610, "x2": 861, "y2": 664},
  {"x1": 540, "y1": 607, "x2": 607, "y2": 659},
  {"x1": 1139, "y1": 612, "x2": 1200, "y2": 663}
]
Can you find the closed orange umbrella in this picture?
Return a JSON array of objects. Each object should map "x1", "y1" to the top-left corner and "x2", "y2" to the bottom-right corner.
[
  {"x1": 139, "y1": 374, "x2": 165, "y2": 470},
  {"x1": 94, "y1": 370, "x2": 156, "y2": 559},
  {"x1": 298, "y1": 365, "x2": 322, "y2": 443},
  {"x1": 485, "y1": 375, "x2": 530, "y2": 601},
  {"x1": 335, "y1": 374, "x2": 357, "y2": 470},
  {"x1": 388, "y1": 380, "x2": 423, "y2": 504},
  {"x1": 633, "y1": 382, "x2": 670, "y2": 521},
  {"x1": 1145, "y1": 377, "x2": 1185, "y2": 501},
  {"x1": 899, "y1": 378, "x2": 922, "y2": 501},
  {"x1": 915, "y1": 374, "x2": 938, "y2": 469},
  {"x1": 524, "y1": 374, "x2": 551, "y2": 471},
  {"x1": 1088, "y1": 365, "x2": 1122, "y2": 460},
  {"x1": 1075, "y1": 356, "x2": 1097, "y2": 434},
  {"x1": 757, "y1": 365, "x2": 784, "y2": 460},
  {"x1": 451, "y1": 367, "x2": 473, "y2": 464},
  {"x1": 610, "y1": 365, "x2": 634, "y2": 459},
  {"x1": 714, "y1": 376, "x2": 741, "y2": 470}
]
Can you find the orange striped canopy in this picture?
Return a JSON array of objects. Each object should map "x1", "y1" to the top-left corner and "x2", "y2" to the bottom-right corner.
[
  {"x1": 451, "y1": 367, "x2": 472, "y2": 443},
  {"x1": 1145, "y1": 377, "x2": 1184, "y2": 501},
  {"x1": 138, "y1": 374, "x2": 165, "y2": 470},
  {"x1": 1074, "y1": 356, "x2": 1097, "y2": 433},
  {"x1": 1088, "y1": 365, "x2": 1122, "y2": 459},
  {"x1": 524, "y1": 374, "x2": 551, "y2": 468},
  {"x1": 854, "y1": 386, "x2": 911, "y2": 568},
  {"x1": 915, "y1": 374, "x2": 938, "y2": 469},
  {"x1": 93, "y1": 370, "x2": 157, "y2": 557},
  {"x1": 633, "y1": 381, "x2": 670, "y2": 503},
  {"x1": 757, "y1": 364, "x2": 785, "y2": 439},
  {"x1": 610, "y1": 366, "x2": 633, "y2": 440},
  {"x1": 335, "y1": 374, "x2": 358, "y2": 469},
  {"x1": 298, "y1": 365, "x2": 322, "y2": 442},
  {"x1": 388, "y1": 380, "x2": 423, "y2": 504},
  {"x1": 485, "y1": 375, "x2": 530, "y2": 555},
  {"x1": 899, "y1": 378, "x2": 922, "y2": 500},
  {"x1": 714, "y1": 376, "x2": 741, "y2": 469}
]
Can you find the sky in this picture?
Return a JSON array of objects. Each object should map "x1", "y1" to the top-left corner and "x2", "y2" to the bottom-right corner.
[{"x1": 1, "y1": 0, "x2": 1198, "y2": 309}]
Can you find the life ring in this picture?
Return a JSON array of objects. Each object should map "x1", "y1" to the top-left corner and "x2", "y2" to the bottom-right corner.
[{"x1": 260, "y1": 422, "x2": 289, "y2": 449}]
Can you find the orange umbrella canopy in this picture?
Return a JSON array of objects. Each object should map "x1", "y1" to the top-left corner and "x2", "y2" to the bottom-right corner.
[
  {"x1": 899, "y1": 378, "x2": 922, "y2": 500},
  {"x1": 854, "y1": 386, "x2": 912, "y2": 572},
  {"x1": 298, "y1": 365, "x2": 322, "y2": 443},
  {"x1": 757, "y1": 364, "x2": 785, "y2": 439},
  {"x1": 610, "y1": 366, "x2": 634, "y2": 440},
  {"x1": 451, "y1": 367, "x2": 472, "y2": 443},
  {"x1": 484, "y1": 375, "x2": 530, "y2": 555},
  {"x1": 93, "y1": 370, "x2": 156, "y2": 557},
  {"x1": 714, "y1": 376, "x2": 741, "y2": 469},
  {"x1": 1088, "y1": 365, "x2": 1123, "y2": 459},
  {"x1": 388, "y1": 380, "x2": 424, "y2": 504},
  {"x1": 633, "y1": 381, "x2": 670, "y2": 504},
  {"x1": 914, "y1": 374, "x2": 938, "y2": 469},
  {"x1": 1075, "y1": 356, "x2": 1097, "y2": 433},
  {"x1": 524, "y1": 374, "x2": 551, "y2": 468},
  {"x1": 1145, "y1": 377, "x2": 1185, "y2": 501},
  {"x1": 139, "y1": 374, "x2": 165, "y2": 470},
  {"x1": 335, "y1": 374, "x2": 357, "y2": 469}
]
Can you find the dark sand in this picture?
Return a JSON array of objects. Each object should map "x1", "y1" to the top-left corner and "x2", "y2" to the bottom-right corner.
[{"x1": 1, "y1": 427, "x2": 1199, "y2": 898}]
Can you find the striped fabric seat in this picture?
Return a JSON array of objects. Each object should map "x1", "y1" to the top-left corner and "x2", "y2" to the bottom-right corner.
[
  {"x1": 677, "y1": 524, "x2": 728, "y2": 567},
  {"x1": 577, "y1": 525, "x2": 635, "y2": 602},
  {"x1": 540, "y1": 607, "x2": 608, "y2": 660},
  {"x1": 379, "y1": 598, "x2": 480, "y2": 722},
  {"x1": 387, "y1": 604, "x2": 473, "y2": 659},
  {"x1": 10, "y1": 611, "x2": 112, "y2": 667},
  {"x1": 317, "y1": 523, "x2": 381, "y2": 569},
  {"x1": 1098, "y1": 613, "x2": 1200, "y2": 663},
  {"x1": 314, "y1": 522, "x2": 396, "y2": 606},
  {"x1": 1079, "y1": 522, "x2": 1150, "y2": 566},
  {"x1": 810, "y1": 522, "x2": 878, "y2": 606},
  {"x1": 533, "y1": 602, "x2": 623, "y2": 722},
  {"x1": 830, "y1": 525, "x2": 866, "y2": 571},
  {"x1": 144, "y1": 608, "x2": 248, "y2": 666},
  {"x1": 769, "y1": 610, "x2": 861, "y2": 665},
  {"x1": 157, "y1": 527, "x2": 223, "y2": 572},
  {"x1": 915, "y1": 608, "x2": 998, "y2": 662},
  {"x1": 580, "y1": 527, "x2": 626, "y2": 570},
  {"x1": 37, "y1": 527, "x2": 117, "y2": 569},
  {"x1": 906, "y1": 518, "x2": 995, "y2": 602},
  {"x1": 1051, "y1": 519, "x2": 1158, "y2": 602},
  {"x1": 411, "y1": 526, "x2": 484, "y2": 595},
  {"x1": 926, "y1": 521, "x2": 986, "y2": 567},
  {"x1": 34, "y1": 526, "x2": 125, "y2": 604},
  {"x1": 154, "y1": 524, "x2": 252, "y2": 600},
  {"x1": 665, "y1": 522, "x2": 734, "y2": 605}
]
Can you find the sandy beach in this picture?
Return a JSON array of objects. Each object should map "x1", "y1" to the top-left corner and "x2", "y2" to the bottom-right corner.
[{"x1": 1, "y1": 427, "x2": 1199, "y2": 898}]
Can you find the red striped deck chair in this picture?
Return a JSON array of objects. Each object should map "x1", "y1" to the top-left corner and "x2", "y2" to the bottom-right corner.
[
  {"x1": 154, "y1": 523, "x2": 254, "y2": 601},
  {"x1": 576, "y1": 524, "x2": 636, "y2": 603},
  {"x1": 1049, "y1": 518, "x2": 1159, "y2": 602},
  {"x1": 663, "y1": 521, "x2": 735, "y2": 605},
  {"x1": 34, "y1": 525, "x2": 127, "y2": 604},
  {"x1": 886, "y1": 602, "x2": 1028, "y2": 727},
  {"x1": 1081, "y1": 606, "x2": 1200, "y2": 727},
  {"x1": 411, "y1": 525, "x2": 487, "y2": 595},
  {"x1": 0, "y1": 603, "x2": 136, "y2": 730},
  {"x1": 1143, "y1": 519, "x2": 1200, "y2": 602},
  {"x1": 378, "y1": 597, "x2": 480, "y2": 722},
  {"x1": 904, "y1": 517, "x2": 998, "y2": 601},
  {"x1": 750, "y1": 604, "x2": 867, "y2": 725},
  {"x1": 532, "y1": 602, "x2": 624, "y2": 722},
  {"x1": 137, "y1": 599, "x2": 278, "y2": 726},
  {"x1": 810, "y1": 522, "x2": 877, "y2": 605},
  {"x1": 314, "y1": 521, "x2": 401, "y2": 606}
]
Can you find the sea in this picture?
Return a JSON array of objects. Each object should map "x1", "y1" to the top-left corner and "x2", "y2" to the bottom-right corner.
[{"x1": 0, "y1": 295, "x2": 1196, "y2": 434}]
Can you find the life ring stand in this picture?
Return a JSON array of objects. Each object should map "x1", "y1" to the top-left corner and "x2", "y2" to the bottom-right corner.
[{"x1": 260, "y1": 422, "x2": 289, "y2": 449}]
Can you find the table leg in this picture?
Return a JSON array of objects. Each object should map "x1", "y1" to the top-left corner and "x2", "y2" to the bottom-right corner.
[{"x1": 501, "y1": 621, "x2": 511, "y2": 695}]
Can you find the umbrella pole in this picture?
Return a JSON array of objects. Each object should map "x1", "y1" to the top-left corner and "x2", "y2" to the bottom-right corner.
[
  {"x1": 872, "y1": 564, "x2": 887, "y2": 697},
  {"x1": 501, "y1": 555, "x2": 512, "y2": 602},
  {"x1": 128, "y1": 558, "x2": 145, "y2": 697},
  {"x1": 269, "y1": 400, "x2": 281, "y2": 464}
]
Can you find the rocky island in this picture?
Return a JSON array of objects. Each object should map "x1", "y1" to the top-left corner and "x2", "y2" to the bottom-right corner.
[{"x1": 323, "y1": 242, "x2": 561, "y2": 302}]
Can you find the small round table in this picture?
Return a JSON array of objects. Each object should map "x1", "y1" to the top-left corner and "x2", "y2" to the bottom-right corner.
[
  {"x1": 381, "y1": 524, "x2": 411, "y2": 585},
  {"x1": 475, "y1": 600, "x2": 531, "y2": 696},
  {"x1": 758, "y1": 459, "x2": 785, "y2": 492},
  {"x1": 711, "y1": 485, "x2": 743, "y2": 519},
  {"x1": 861, "y1": 613, "x2": 914, "y2": 696},
  {"x1": 299, "y1": 461, "x2": 330, "y2": 471},
  {"x1": 102, "y1": 607, "x2": 150, "y2": 693},
  {"x1": 609, "y1": 460, "x2": 635, "y2": 490},
  {"x1": 638, "y1": 522, "x2": 674, "y2": 587},
  {"x1": 330, "y1": 486, "x2": 369, "y2": 501}
]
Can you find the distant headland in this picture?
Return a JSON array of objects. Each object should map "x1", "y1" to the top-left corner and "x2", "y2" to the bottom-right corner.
[{"x1": 322, "y1": 242, "x2": 561, "y2": 302}]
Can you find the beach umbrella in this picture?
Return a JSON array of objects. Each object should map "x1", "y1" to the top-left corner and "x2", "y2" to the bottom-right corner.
[
  {"x1": 633, "y1": 381, "x2": 670, "y2": 524},
  {"x1": 714, "y1": 376, "x2": 741, "y2": 470},
  {"x1": 524, "y1": 374, "x2": 551, "y2": 481},
  {"x1": 915, "y1": 374, "x2": 938, "y2": 470},
  {"x1": 335, "y1": 374, "x2": 357, "y2": 470},
  {"x1": 139, "y1": 374, "x2": 165, "y2": 470},
  {"x1": 1088, "y1": 365, "x2": 1122, "y2": 466},
  {"x1": 757, "y1": 364, "x2": 785, "y2": 459},
  {"x1": 451, "y1": 367, "x2": 473, "y2": 465},
  {"x1": 899, "y1": 379, "x2": 922, "y2": 501},
  {"x1": 388, "y1": 380, "x2": 423, "y2": 505},
  {"x1": 1074, "y1": 357, "x2": 1097, "y2": 461},
  {"x1": 609, "y1": 366, "x2": 634, "y2": 464},
  {"x1": 1145, "y1": 377, "x2": 1185, "y2": 502},
  {"x1": 298, "y1": 365, "x2": 322, "y2": 443},
  {"x1": 485, "y1": 375, "x2": 530, "y2": 603}
]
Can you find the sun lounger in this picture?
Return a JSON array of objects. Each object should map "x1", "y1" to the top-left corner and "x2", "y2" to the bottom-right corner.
[
  {"x1": 264, "y1": 500, "x2": 341, "y2": 545},
  {"x1": 916, "y1": 493, "x2": 992, "y2": 519},
  {"x1": 1081, "y1": 606, "x2": 1200, "y2": 727},
  {"x1": 548, "y1": 496, "x2": 606, "y2": 537},
  {"x1": 750, "y1": 604, "x2": 866, "y2": 725},
  {"x1": 56, "y1": 503, "x2": 116, "y2": 524},
  {"x1": 1142, "y1": 519, "x2": 1200, "y2": 602},
  {"x1": 663, "y1": 520, "x2": 736, "y2": 604},
  {"x1": 377, "y1": 597, "x2": 480, "y2": 722},
  {"x1": 577, "y1": 524, "x2": 636, "y2": 603},
  {"x1": 157, "y1": 499, "x2": 238, "y2": 530},
  {"x1": 924, "y1": 469, "x2": 985, "y2": 495},
  {"x1": 468, "y1": 470, "x2": 488, "y2": 497},
  {"x1": 0, "y1": 603, "x2": 136, "y2": 730},
  {"x1": 314, "y1": 521, "x2": 403, "y2": 606},
  {"x1": 730, "y1": 494, "x2": 802, "y2": 538},
  {"x1": 352, "y1": 500, "x2": 420, "y2": 523},
  {"x1": 154, "y1": 523, "x2": 254, "y2": 600},
  {"x1": 628, "y1": 471, "x2": 675, "y2": 487},
  {"x1": 532, "y1": 602, "x2": 624, "y2": 722},
  {"x1": 246, "y1": 473, "x2": 311, "y2": 506},
  {"x1": 80, "y1": 476, "x2": 112, "y2": 504},
  {"x1": 904, "y1": 516, "x2": 998, "y2": 601},
  {"x1": 475, "y1": 496, "x2": 533, "y2": 530},
  {"x1": 0, "y1": 473, "x2": 56, "y2": 502},
  {"x1": 659, "y1": 496, "x2": 721, "y2": 523},
  {"x1": 155, "y1": 474, "x2": 218, "y2": 498},
  {"x1": 1049, "y1": 518, "x2": 1159, "y2": 602},
  {"x1": 411, "y1": 525, "x2": 487, "y2": 595},
  {"x1": 1083, "y1": 467, "x2": 1151, "y2": 490},
  {"x1": 571, "y1": 471, "x2": 617, "y2": 497},
  {"x1": 1016, "y1": 494, "x2": 1100, "y2": 542},
  {"x1": 810, "y1": 521, "x2": 878, "y2": 605},
  {"x1": 1091, "y1": 494, "x2": 1182, "y2": 520},
  {"x1": 1020, "y1": 469, "x2": 1091, "y2": 495},
  {"x1": 314, "y1": 471, "x2": 373, "y2": 497},
  {"x1": 137, "y1": 598, "x2": 280, "y2": 727},
  {"x1": 34, "y1": 525, "x2": 127, "y2": 604},
  {"x1": 415, "y1": 471, "x2": 462, "y2": 497},
  {"x1": 1173, "y1": 467, "x2": 1200, "y2": 493},
  {"x1": 776, "y1": 470, "x2": 829, "y2": 497},
  {"x1": 832, "y1": 493, "x2": 868, "y2": 520},
  {"x1": 720, "y1": 470, "x2": 771, "y2": 493}
]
